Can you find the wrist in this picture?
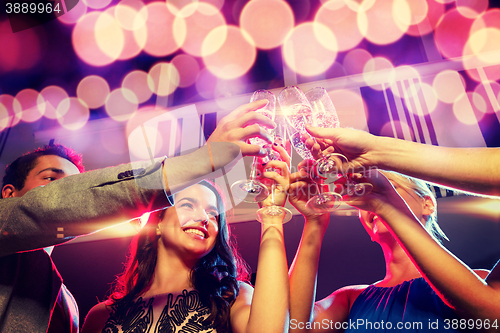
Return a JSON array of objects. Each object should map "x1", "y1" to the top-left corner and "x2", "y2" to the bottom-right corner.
[{"x1": 304, "y1": 215, "x2": 329, "y2": 233}]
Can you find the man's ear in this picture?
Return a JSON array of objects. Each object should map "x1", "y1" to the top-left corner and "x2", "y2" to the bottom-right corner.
[{"x1": 2, "y1": 184, "x2": 17, "y2": 198}]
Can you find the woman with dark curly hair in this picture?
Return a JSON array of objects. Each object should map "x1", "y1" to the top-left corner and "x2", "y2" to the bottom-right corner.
[{"x1": 82, "y1": 167, "x2": 290, "y2": 333}]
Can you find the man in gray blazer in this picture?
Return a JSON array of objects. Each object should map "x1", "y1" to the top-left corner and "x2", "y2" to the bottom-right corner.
[{"x1": 0, "y1": 100, "x2": 274, "y2": 333}]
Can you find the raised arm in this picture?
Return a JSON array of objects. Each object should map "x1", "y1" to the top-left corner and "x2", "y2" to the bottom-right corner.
[
  {"x1": 345, "y1": 170, "x2": 500, "y2": 330},
  {"x1": 306, "y1": 126, "x2": 500, "y2": 197},
  {"x1": 288, "y1": 160, "x2": 351, "y2": 333},
  {"x1": 164, "y1": 99, "x2": 275, "y2": 195},
  {"x1": 0, "y1": 100, "x2": 275, "y2": 257},
  {"x1": 229, "y1": 158, "x2": 290, "y2": 333}
]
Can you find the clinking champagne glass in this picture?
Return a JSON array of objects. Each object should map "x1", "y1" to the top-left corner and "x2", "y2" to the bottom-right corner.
[
  {"x1": 305, "y1": 87, "x2": 373, "y2": 196},
  {"x1": 305, "y1": 87, "x2": 345, "y2": 183},
  {"x1": 277, "y1": 86, "x2": 342, "y2": 213},
  {"x1": 256, "y1": 113, "x2": 293, "y2": 224},
  {"x1": 230, "y1": 90, "x2": 275, "y2": 203}
]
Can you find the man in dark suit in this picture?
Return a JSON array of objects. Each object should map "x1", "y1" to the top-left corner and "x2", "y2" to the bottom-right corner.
[{"x1": 0, "y1": 100, "x2": 274, "y2": 333}]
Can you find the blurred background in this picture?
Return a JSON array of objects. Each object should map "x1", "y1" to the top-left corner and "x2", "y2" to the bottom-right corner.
[{"x1": 1, "y1": 0, "x2": 500, "y2": 326}]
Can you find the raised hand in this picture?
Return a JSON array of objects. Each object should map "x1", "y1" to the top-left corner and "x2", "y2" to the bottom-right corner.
[
  {"x1": 305, "y1": 126, "x2": 379, "y2": 172},
  {"x1": 207, "y1": 100, "x2": 276, "y2": 157},
  {"x1": 256, "y1": 144, "x2": 292, "y2": 224},
  {"x1": 288, "y1": 159, "x2": 330, "y2": 222}
]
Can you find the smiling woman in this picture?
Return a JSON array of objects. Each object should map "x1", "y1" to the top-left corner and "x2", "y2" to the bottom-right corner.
[{"x1": 82, "y1": 179, "x2": 290, "y2": 333}]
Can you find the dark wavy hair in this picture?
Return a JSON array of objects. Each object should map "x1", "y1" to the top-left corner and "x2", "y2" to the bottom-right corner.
[
  {"x1": 107, "y1": 180, "x2": 250, "y2": 332},
  {"x1": 1, "y1": 143, "x2": 84, "y2": 197}
]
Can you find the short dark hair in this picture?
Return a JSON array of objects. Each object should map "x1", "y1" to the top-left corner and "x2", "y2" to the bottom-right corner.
[{"x1": 1, "y1": 143, "x2": 84, "y2": 197}]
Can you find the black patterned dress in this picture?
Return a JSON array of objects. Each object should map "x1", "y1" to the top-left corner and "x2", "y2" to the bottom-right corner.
[{"x1": 102, "y1": 289, "x2": 216, "y2": 333}]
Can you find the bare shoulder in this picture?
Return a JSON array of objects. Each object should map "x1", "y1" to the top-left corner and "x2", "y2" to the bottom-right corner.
[
  {"x1": 234, "y1": 281, "x2": 255, "y2": 305},
  {"x1": 314, "y1": 284, "x2": 370, "y2": 323},
  {"x1": 82, "y1": 301, "x2": 112, "y2": 333}
]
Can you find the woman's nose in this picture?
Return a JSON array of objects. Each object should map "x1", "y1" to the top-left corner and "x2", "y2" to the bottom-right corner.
[{"x1": 194, "y1": 209, "x2": 209, "y2": 225}]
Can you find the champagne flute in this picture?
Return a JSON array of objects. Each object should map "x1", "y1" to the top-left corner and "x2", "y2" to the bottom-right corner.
[
  {"x1": 231, "y1": 90, "x2": 275, "y2": 203},
  {"x1": 256, "y1": 113, "x2": 293, "y2": 224},
  {"x1": 278, "y1": 86, "x2": 342, "y2": 213},
  {"x1": 305, "y1": 87, "x2": 373, "y2": 195},
  {"x1": 305, "y1": 87, "x2": 345, "y2": 184}
]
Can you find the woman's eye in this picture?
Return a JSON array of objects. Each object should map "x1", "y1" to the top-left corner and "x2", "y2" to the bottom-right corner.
[{"x1": 45, "y1": 177, "x2": 56, "y2": 181}]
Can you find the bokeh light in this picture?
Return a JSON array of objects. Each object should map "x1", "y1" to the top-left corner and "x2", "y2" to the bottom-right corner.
[
  {"x1": 240, "y1": 0, "x2": 294, "y2": 50},
  {"x1": 390, "y1": 65, "x2": 421, "y2": 98},
  {"x1": 58, "y1": 0, "x2": 87, "y2": 25},
  {"x1": 83, "y1": 0, "x2": 112, "y2": 9},
  {"x1": 403, "y1": 0, "x2": 428, "y2": 25},
  {"x1": 0, "y1": 94, "x2": 21, "y2": 128},
  {"x1": 329, "y1": 89, "x2": 368, "y2": 129},
  {"x1": 115, "y1": 0, "x2": 146, "y2": 30},
  {"x1": 77, "y1": 75, "x2": 110, "y2": 109},
  {"x1": 105, "y1": 88, "x2": 139, "y2": 122},
  {"x1": 95, "y1": 10, "x2": 125, "y2": 60},
  {"x1": 433, "y1": 70, "x2": 466, "y2": 103},
  {"x1": 363, "y1": 56, "x2": 395, "y2": 90},
  {"x1": 420, "y1": 82, "x2": 439, "y2": 114},
  {"x1": 73, "y1": 12, "x2": 124, "y2": 66},
  {"x1": 315, "y1": 0, "x2": 363, "y2": 52},
  {"x1": 171, "y1": 54, "x2": 201, "y2": 88},
  {"x1": 456, "y1": 0, "x2": 488, "y2": 19},
  {"x1": 0, "y1": 103, "x2": 9, "y2": 132},
  {"x1": 202, "y1": 25, "x2": 256, "y2": 80},
  {"x1": 128, "y1": 123, "x2": 164, "y2": 160},
  {"x1": 473, "y1": 81, "x2": 500, "y2": 114},
  {"x1": 462, "y1": 9, "x2": 500, "y2": 82},
  {"x1": 122, "y1": 70, "x2": 153, "y2": 103},
  {"x1": 97, "y1": 5, "x2": 147, "y2": 61},
  {"x1": 434, "y1": 8, "x2": 475, "y2": 59},
  {"x1": 344, "y1": 48, "x2": 373, "y2": 77},
  {"x1": 142, "y1": 2, "x2": 181, "y2": 57},
  {"x1": 176, "y1": 2, "x2": 226, "y2": 57},
  {"x1": 406, "y1": 0, "x2": 445, "y2": 37},
  {"x1": 380, "y1": 120, "x2": 414, "y2": 139},
  {"x1": 400, "y1": 81, "x2": 438, "y2": 116},
  {"x1": 14, "y1": 89, "x2": 44, "y2": 123},
  {"x1": 344, "y1": 0, "x2": 376, "y2": 12},
  {"x1": 147, "y1": 62, "x2": 180, "y2": 96},
  {"x1": 453, "y1": 92, "x2": 483, "y2": 125},
  {"x1": 56, "y1": 97, "x2": 90, "y2": 130},
  {"x1": 100, "y1": 128, "x2": 128, "y2": 155},
  {"x1": 38, "y1": 86, "x2": 69, "y2": 119},
  {"x1": 357, "y1": 0, "x2": 409, "y2": 45},
  {"x1": 282, "y1": 22, "x2": 337, "y2": 77},
  {"x1": 195, "y1": 68, "x2": 218, "y2": 100}
]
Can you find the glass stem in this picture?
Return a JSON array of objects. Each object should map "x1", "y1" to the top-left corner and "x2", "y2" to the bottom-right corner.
[
  {"x1": 271, "y1": 182, "x2": 276, "y2": 205},
  {"x1": 249, "y1": 156, "x2": 259, "y2": 181}
]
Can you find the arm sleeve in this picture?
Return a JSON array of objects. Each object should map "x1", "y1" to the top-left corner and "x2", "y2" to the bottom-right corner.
[{"x1": 0, "y1": 158, "x2": 172, "y2": 257}]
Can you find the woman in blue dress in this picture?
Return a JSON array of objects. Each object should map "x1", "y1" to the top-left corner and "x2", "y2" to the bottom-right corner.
[{"x1": 288, "y1": 164, "x2": 495, "y2": 332}]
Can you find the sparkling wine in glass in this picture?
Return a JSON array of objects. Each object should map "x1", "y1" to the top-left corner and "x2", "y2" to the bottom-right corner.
[
  {"x1": 278, "y1": 86, "x2": 342, "y2": 213},
  {"x1": 230, "y1": 90, "x2": 275, "y2": 203},
  {"x1": 256, "y1": 113, "x2": 293, "y2": 224},
  {"x1": 305, "y1": 87, "x2": 372, "y2": 196}
]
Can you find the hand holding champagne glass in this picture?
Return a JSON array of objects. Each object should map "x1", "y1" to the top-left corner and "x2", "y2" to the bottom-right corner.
[
  {"x1": 305, "y1": 87, "x2": 373, "y2": 197},
  {"x1": 256, "y1": 113, "x2": 293, "y2": 224},
  {"x1": 231, "y1": 90, "x2": 276, "y2": 202}
]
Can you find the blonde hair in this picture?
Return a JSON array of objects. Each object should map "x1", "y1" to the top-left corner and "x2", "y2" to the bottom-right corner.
[{"x1": 381, "y1": 170, "x2": 448, "y2": 242}]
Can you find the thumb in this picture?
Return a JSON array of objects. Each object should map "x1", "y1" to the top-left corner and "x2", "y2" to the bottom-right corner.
[{"x1": 305, "y1": 125, "x2": 330, "y2": 138}]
